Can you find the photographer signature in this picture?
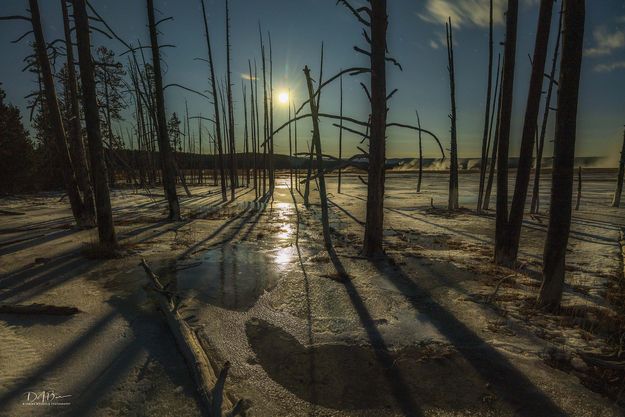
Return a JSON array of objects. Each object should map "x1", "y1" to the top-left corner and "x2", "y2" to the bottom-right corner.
[{"x1": 22, "y1": 390, "x2": 71, "y2": 406}]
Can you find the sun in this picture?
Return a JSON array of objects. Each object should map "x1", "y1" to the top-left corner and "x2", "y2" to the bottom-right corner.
[{"x1": 278, "y1": 91, "x2": 289, "y2": 104}]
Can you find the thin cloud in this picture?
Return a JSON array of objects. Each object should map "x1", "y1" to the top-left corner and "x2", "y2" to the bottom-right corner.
[
  {"x1": 594, "y1": 61, "x2": 625, "y2": 73},
  {"x1": 417, "y1": 0, "x2": 541, "y2": 29},
  {"x1": 241, "y1": 73, "x2": 257, "y2": 81},
  {"x1": 417, "y1": 0, "x2": 505, "y2": 29},
  {"x1": 585, "y1": 26, "x2": 625, "y2": 56}
]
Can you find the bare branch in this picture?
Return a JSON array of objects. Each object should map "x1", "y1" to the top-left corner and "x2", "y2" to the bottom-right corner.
[
  {"x1": 155, "y1": 16, "x2": 174, "y2": 26},
  {"x1": 11, "y1": 30, "x2": 33, "y2": 43},
  {"x1": 336, "y1": 0, "x2": 370, "y2": 26},
  {"x1": 0, "y1": 15, "x2": 31, "y2": 22},
  {"x1": 163, "y1": 83, "x2": 211, "y2": 100},
  {"x1": 386, "y1": 122, "x2": 446, "y2": 159}
]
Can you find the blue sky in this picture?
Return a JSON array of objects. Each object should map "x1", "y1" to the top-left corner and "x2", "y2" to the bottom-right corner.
[{"x1": 1, "y1": 0, "x2": 625, "y2": 158}]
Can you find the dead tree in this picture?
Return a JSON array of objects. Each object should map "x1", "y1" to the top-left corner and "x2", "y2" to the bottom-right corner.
[
  {"x1": 612, "y1": 126, "x2": 625, "y2": 207},
  {"x1": 446, "y1": 18, "x2": 459, "y2": 211},
  {"x1": 494, "y1": 0, "x2": 519, "y2": 264},
  {"x1": 303, "y1": 45, "x2": 324, "y2": 206},
  {"x1": 248, "y1": 60, "x2": 258, "y2": 197},
  {"x1": 60, "y1": 0, "x2": 95, "y2": 221},
  {"x1": 225, "y1": 0, "x2": 236, "y2": 199},
  {"x1": 363, "y1": 0, "x2": 389, "y2": 257},
  {"x1": 200, "y1": 0, "x2": 227, "y2": 201},
  {"x1": 304, "y1": 66, "x2": 347, "y2": 278},
  {"x1": 288, "y1": 89, "x2": 293, "y2": 189},
  {"x1": 538, "y1": 0, "x2": 585, "y2": 309},
  {"x1": 147, "y1": 0, "x2": 180, "y2": 220},
  {"x1": 259, "y1": 29, "x2": 269, "y2": 196},
  {"x1": 268, "y1": 33, "x2": 275, "y2": 196},
  {"x1": 293, "y1": 101, "x2": 299, "y2": 191},
  {"x1": 496, "y1": 0, "x2": 554, "y2": 267},
  {"x1": 18, "y1": 0, "x2": 94, "y2": 229},
  {"x1": 575, "y1": 166, "x2": 582, "y2": 210},
  {"x1": 483, "y1": 55, "x2": 503, "y2": 211},
  {"x1": 72, "y1": 0, "x2": 117, "y2": 243},
  {"x1": 531, "y1": 2, "x2": 564, "y2": 214},
  {"x1": 477, "y1": 0, "x2": 494, "y2": 212},
  {"x1": 243, "y1": 85, "x2": 250, "y2": 187},
  {"x1": 416, "y1": 110, "x2": 423, "y2": 193},
  {"x1": 338, "y1": 73, "x2": 344, "y2": 193}
]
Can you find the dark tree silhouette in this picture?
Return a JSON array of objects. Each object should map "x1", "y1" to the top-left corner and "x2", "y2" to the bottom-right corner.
[
  {"x1": 60, "y1": 0, "x2": 95, "y2": 220},
  {"x1": 72, "y1": 0, "x2": 117, "y2": 243},
  {"x1": 200, "y1": 0, "x2": 227, "y2": 202},
  {"x1": 416, "y1": 110, "x2": 423, "y2": 193},
  {"x1": 531, "y1": 2, "x2": 564, "y2": 214},
  {"x1": 446, "y1": 18, "x2": 459, "y2": 211},
  {"x1": 362, "y1": 0, "x2": 388, "y2": 257},
  {"x1": 496, "y1": 0, "x2": 555, "y2": 267},
  {"x1": 147, "y1": 0, "x2": 180, "y2": 220},
  {"x1": 0, "y1": 87, "x2": 34, "y2": 193},
  {"x1": 477, "y1": 0, "x2": 494, "y2": 213},
  {"x1": 494, "y1": 0, "x2": 519, "y2": 264},
  {"x1": 225, "y1": 0, "x2": 237, "y2": 200},
  {"x1": 338, "y1": 73, "x2": 344, "y2": 194},
  {"x1": 28, "y1": 0, "x2": 95, "y2": 229},
  {"x1": 483, "y1": 56, "x2": 503, "y2": 211},
  {"x1": 612, "y1": 126, "x2": 625, "y2": 207},
  {"x1": 538, "y1": 0, "x2": 585, "y2": 310}
]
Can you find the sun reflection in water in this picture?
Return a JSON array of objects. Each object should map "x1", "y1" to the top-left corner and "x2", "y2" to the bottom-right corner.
[{"x1": 274, "y1": 246, "x2": 295, "y2": 270}]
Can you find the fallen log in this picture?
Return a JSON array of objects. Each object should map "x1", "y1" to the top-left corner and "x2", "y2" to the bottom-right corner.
[
  {"x1": 0, "y1": 303, "x2": 80, "y2": 315},
  {"x1": 140, "y1": 259, "x2": 248, "y2": 416}
]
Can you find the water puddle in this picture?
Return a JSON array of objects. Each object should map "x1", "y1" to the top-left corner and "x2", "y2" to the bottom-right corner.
[{"x1": 172, "y1": 242, "x2": 288, "y2": 311}]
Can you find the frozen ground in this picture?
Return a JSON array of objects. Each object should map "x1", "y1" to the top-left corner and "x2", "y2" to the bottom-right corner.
[{"x1": 0, "y1": 170, "x2": 623, "y2": 416}]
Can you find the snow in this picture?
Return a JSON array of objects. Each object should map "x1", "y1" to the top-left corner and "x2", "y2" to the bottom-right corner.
[{"x1": 0, "y1": 170, "x2": 623, "y2": 416}]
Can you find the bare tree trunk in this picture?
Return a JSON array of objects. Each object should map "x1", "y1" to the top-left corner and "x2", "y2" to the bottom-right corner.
[
  {"x1": 575, "y1": 166, "x2": 582, "y2": 210},
  {"x1": 304, "y1": 45, "x2": 325, "y2": 206},
  {"x1": 259, "y1": 31, "x2": 268, "y2": 197},
  {"x1": 499, "y1": 0, "x2": 555, "y2": 266},
  {"x1": 147, "y1": 0, "x2": 180, "y2": 220},
  {"x1": 304, "y1": 66, "x2": 333, "y2": 254},
  {"x1": 538, "y1": 0, "x2": 585, "y2": 310},
  {"x1": 446, "y1": 18, "x2": 459, "y2": 211},
  {"x1": 29, "y1": 0, "x2": 94, "y2": 229},
  {"x1": 225, "y1": 0, "x2": 236, "y2": 200},
  {"x1": 362, "y1": 0, "x2": 388, "y2": 257},
  {"x1": 60, "y1": 0, "x2": 95, "y2": 222},
  {"x1": 494, "y1": 0, "x2": 519, "y2": 264},
  {"x1": 243, "y1": 85, "x2": 250, "y2": 188},
  {"x1": 416, "y1": 110, "x2": 423, "y2": 193},
  {"x1": 249, "y1": 60, "x2": 258, "y2": 197},
  {"x1": 532, "y1": 2, "x2": 564, "y2": 214},
  {"x1": 72, "y1": 0, "x2": 117, "y2": 243},
  {"x1": 612, "y1": 127, "x2": 625, "y2": 207},
  {"x1": 200, "y1": 0, "x2": 227, "y2": 201},
  {"x1": 294, "y1": 101, "x2": 299, "y2": 192},
  {"x1": 338, "y1": 73, "x2": 344, "y2": 194},
  {"x1": 268, "y1": 34, "x2": 275, "y2": 196},
  {"x1": 477, "y1": 0, "x2": 494, "y2": 213},
  {"x1": 483, "y1": 57, "x2": 503, "y2": 211},
  {"x1": 288, "y1": 90, "x2": 293, "y2": 190}
]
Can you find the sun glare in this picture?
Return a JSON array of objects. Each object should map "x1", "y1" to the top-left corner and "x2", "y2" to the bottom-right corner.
[{"x1": 278, "y1": 91, "x2": 289, "y2": 104}]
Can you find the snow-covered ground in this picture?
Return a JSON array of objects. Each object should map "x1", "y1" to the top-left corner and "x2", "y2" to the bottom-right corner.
[{"x1": 0, "y1": 170, "x2": 623, "y2": 416}]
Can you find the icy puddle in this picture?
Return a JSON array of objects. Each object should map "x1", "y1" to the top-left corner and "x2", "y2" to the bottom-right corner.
[{"x1": 173, "y1": 242, "x2": 285, "y2": 311}]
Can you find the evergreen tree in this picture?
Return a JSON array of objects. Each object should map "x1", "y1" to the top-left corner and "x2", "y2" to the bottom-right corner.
[{"x1": 0, "y1": 86, "x2": 35, "y2": 193}]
